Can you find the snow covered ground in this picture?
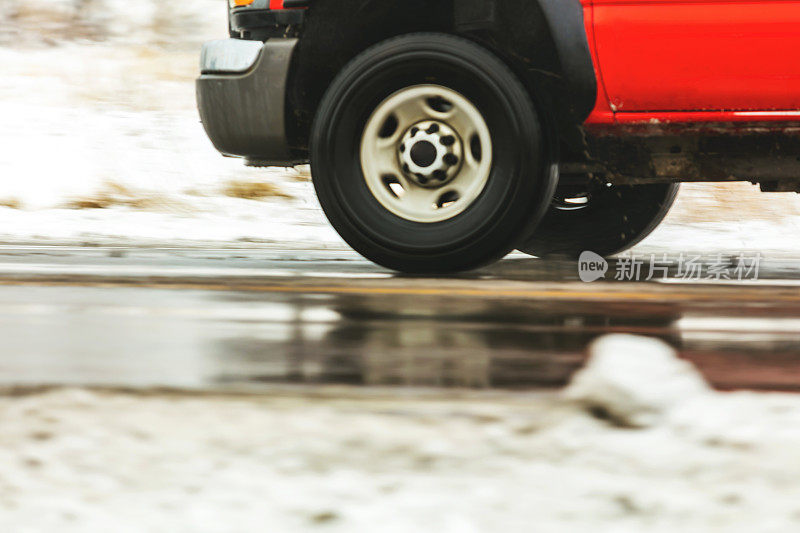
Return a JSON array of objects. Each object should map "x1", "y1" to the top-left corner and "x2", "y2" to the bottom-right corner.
[
  {"x1": 2, "y1": 0, "x2": 800, "y2": 253},
  {"x1": 0, "y1": 0, "x2": 340, "y2": 248},
  {"x1": 2, "y1": 336, "x2": 800, "y2": 532}
]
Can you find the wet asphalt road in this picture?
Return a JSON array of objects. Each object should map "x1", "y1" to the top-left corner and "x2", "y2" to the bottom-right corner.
[{"x1": 0, "y1": 245, "x2": 799, "y2": 392}]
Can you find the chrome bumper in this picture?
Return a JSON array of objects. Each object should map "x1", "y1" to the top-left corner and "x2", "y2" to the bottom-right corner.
[{"x1": 200, "y1": 39, "x2": 265, "y2": 74}]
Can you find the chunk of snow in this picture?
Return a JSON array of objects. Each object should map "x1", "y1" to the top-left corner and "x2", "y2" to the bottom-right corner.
[{"x1": 565, "y1": 334, "x2": 711, "y2": 428}]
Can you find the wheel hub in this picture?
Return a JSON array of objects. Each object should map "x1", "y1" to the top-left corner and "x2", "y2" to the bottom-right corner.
[
  {"x1": 398, "y1": 120, "x2": 462, "y2": 188},
  {"x1": 359, "y1": 85, "x2": 493, "y2": 223}
]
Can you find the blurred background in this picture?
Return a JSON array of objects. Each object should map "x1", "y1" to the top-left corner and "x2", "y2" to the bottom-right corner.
[
  {"x1": 3, "y1": 2, "x2": 800, "y2": 532},
  {"x1": 1, "y1": 0, "x2": 800, "y2": 251},
  {"x1": 0, "y1": 0, "x2": 336, "y2": 247}
]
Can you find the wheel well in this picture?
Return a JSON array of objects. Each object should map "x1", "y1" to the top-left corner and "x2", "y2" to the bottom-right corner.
[{"x1": 287, "y1": 0, "x2": 595, "y2": 156}]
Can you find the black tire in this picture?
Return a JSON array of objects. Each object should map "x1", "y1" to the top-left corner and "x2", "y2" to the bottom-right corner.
[
  {"x1": 519, "y1": 182, "x2": 680, "y2": 258},
  {"x1": 310, "y1": 33, "x2": 557, "y2": 273}
]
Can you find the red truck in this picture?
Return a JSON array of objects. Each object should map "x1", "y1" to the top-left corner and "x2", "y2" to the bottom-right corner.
[{"x1": 197, "y1": 0, "x2": 800, "y2": 273}]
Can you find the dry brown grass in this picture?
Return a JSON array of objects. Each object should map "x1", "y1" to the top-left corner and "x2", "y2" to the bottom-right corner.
[
  {"x1": 64, "y1": 182, "x2": 188, "y2": 211},
  {"x1": 0, "y1": 198, "x2": 22, "y2": 209},
  {"x1": 669, "y1": 182, "x2": 800, "y2": 224},
  {"x1": 222, "y1": 180, "x2": 292, "y2": 200},
  {"x1": 290, "y1": 165, "x2": 313, "y2": 181},
  {"x1": 4, "y1": 3, "x2": 110, "y2": 44}
]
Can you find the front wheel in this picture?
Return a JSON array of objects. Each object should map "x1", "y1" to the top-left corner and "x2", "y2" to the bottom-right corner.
[
  {"x1": 519, "y1": 181, "x2": 680, "y2": 258},
  {"x1": 310, "y1": 33, "x2": 557, "y2": 273}
]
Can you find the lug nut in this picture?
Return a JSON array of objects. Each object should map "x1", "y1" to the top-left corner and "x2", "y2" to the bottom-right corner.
[{"x1": 397, "y1": 120, "x2": 462, "y2": 188}]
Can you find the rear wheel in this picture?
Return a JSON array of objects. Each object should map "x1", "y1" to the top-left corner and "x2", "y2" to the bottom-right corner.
[
  {"x1": 519, "y1": 181, "x2": 680, "y2": 258},
  {"x1": 311, "y1": 33, "x2": 557, "y2": 273}
]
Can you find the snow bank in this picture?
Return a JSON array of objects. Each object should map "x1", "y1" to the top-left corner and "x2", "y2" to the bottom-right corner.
[
  {"x1": 0, "y1": 4, "x2": 345, "y2": 247},
  {"x1": 0, "y1": 338, "x2": 797, "y2": 531},
  {"x1": 3, "y1": 382, "x2": 800, "y2": 532},
  {"x1": 565, "y1": 335, "x2": 711, "y2": 427}
]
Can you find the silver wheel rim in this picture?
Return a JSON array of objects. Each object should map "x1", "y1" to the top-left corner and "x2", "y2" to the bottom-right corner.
[{"x1": 360, "y1": 85, "x2": 493, "y2": 223}]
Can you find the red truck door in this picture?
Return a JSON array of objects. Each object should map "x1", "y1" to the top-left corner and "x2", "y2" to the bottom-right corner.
[{"x1": 591, "y1": 0, "x2": 800, "y2": 113}]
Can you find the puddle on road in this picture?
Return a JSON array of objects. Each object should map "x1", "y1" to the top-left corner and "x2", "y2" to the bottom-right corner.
[
  {"x1": 1, "y1": 252, "x2": 799, "y2": 392},
  {"x1": 208, "y1": 288, "x2": 800, "y2": 392}
]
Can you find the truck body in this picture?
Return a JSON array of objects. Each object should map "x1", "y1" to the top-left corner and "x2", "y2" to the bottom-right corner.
[{"x1": 197, "y1": 0, "x2": 800, "y2": 272}]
